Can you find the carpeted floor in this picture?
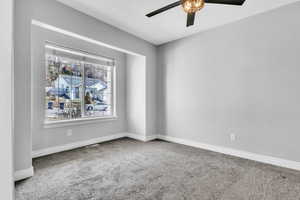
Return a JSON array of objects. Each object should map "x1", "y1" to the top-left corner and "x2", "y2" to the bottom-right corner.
[{"x1": 16, "y1": 138, "x2": 300, "y2": 200}]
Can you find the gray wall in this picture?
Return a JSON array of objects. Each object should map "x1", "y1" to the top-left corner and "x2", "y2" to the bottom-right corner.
[
  {"x1": 0, "y1": 0, "x2": 14, "y2": 198},
  {"x1": 157, "y1": 2, "x2": 300, "y2": 162},
  {"x1": 15, "y1": 0, "x2": 157, "y2": 171},
  {"x1": 126, "y1": 55, "x2": 146, "y2": 136},
  {"x1": 31, "y1": 26, "x2": 127, "y2": 151}
]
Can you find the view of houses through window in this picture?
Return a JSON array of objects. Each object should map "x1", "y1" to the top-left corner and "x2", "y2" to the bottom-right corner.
[{"x1": 45, "y1": 44, "x2": 115, "y2": 122}]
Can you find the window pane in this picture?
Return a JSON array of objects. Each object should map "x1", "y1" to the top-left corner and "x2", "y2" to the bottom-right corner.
[
  {"x1": 45, "y1": 53, "x2": 83, "y2": 121},
  {"x1": 84, "y1": 64, "x2": 113, "y2": 118},
  {"x1": 45, "y1": 55, "x2": 60, "y2": 121},
  {"x1": 58, "y1": 59, "x2": 83, "y2": 120}
]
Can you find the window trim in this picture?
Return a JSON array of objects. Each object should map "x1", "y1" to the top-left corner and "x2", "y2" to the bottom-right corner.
[
  {"x1": 43, "y1": 43, "x2": 118, "y2": 127},
  {"x1": 43, "y1": 115, "x2": 118, "y2": 129}
]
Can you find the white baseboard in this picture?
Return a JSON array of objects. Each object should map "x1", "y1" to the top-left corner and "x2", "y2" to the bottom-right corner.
[
  {"x1": 145, "y1": 134, "x2": 159, "y2": 142},
  {"x1": 32, "y1": 132, "x2": 127, "y2": 158},
  {"x1": 32, "y1": 132, "x2": 157, "y2": 159},
  {"x1": 126, "y1": 133, "x2": 157, "y2": 142},
  {"x1": 14, "y1": 166, "x2": 34, "y2": 181},
  {"x1": 157, "y1": 135, "x2": 300, "y2": 171},
  {"x1": 126, "y1": 133, "x2": 146, "y2": 141},
  {"x1": 27, "y1": 133, "x2": 299, "y2": 182}
]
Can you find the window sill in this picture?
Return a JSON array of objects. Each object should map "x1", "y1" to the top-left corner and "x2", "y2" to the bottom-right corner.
[{"x1": 43, "y1": 116, "x2": 118, "y2": 129}]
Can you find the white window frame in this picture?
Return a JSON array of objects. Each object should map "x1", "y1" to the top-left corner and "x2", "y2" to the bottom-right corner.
[{"x1": 43, "y1": 43, "x2": 117, "y2": 128}]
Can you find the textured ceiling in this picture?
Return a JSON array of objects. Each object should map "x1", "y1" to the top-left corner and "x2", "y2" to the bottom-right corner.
[{"x1": 57, "y1": 0, "x2": 300, "y2": 45}]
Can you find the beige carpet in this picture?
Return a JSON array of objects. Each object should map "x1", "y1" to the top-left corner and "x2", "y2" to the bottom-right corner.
[{"x1": 16, "y1": 138, "x2": 300, "y2": 200}]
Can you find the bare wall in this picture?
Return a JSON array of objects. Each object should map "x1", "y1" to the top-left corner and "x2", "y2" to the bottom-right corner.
[
  {"x1": 30, "y1": 26, "x2": 127, "y2": 152},
  {"x1": 14, "y1": 0, "x2": 157, "y2": 171},
  {"x1": 126, "y1": 55, "x2": 146, "y2": 135},
  {"x1": 157, "y1": 2, "x2": 300, "y2": 162},
  {"x1": 0, "y1": 0, "x2": 14, "y2": 198}
]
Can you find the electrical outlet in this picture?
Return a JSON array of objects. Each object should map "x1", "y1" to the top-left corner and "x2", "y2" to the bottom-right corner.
[
  {"x1": 67, "y1": 129, "x2": 73, "y2": 137},
  {"x1": 230, "y1": 133, "x2": 236, "y2": 141}
]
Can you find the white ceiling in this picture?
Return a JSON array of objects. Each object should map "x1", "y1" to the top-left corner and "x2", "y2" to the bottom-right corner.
[{"x1": 57, "y1": 0, "x2": 299, "y2": 45}]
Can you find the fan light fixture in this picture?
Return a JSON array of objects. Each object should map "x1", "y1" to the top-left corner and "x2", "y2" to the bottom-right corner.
[
  {"x1": 146, "y1": 0, "x2": 246, "y2": 27},
  {"x1": 181, "y1": 0, "x2": 205, "y2": 13}
]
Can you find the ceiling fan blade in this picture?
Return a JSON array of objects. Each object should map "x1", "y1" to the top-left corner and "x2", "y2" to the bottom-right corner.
[
  {"x1": 205, "y1": 0, "x2": 245, "y2": 6},
  {"x1": 146, "y1": 1, "x2": 181, "y2": 17},
  {"x1": 187, "y1": 12, "x2": 196, "y2": 27}
]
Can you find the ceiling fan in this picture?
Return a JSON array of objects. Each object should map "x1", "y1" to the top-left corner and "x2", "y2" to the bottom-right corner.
[{"x1": 146, "y1": 0, "x2": 246, "y2": 27}]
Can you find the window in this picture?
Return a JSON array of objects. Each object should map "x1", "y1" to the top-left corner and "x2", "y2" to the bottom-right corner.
[{"x1": 45, "y1": 44, "x2": 116, "y2": 123}]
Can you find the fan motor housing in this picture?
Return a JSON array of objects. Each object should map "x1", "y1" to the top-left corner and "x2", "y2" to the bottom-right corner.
[{"x1": 181, "y1": 0, "x2": 205, "y2": 13}]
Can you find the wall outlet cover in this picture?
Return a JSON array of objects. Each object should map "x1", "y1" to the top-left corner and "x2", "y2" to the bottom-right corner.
[
  {"x1": 230, "y1": 133, "x2": 236, "y2": 141},
  {"x1": 67, "y1": 129, "x2": 73, "y2": 136}
]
